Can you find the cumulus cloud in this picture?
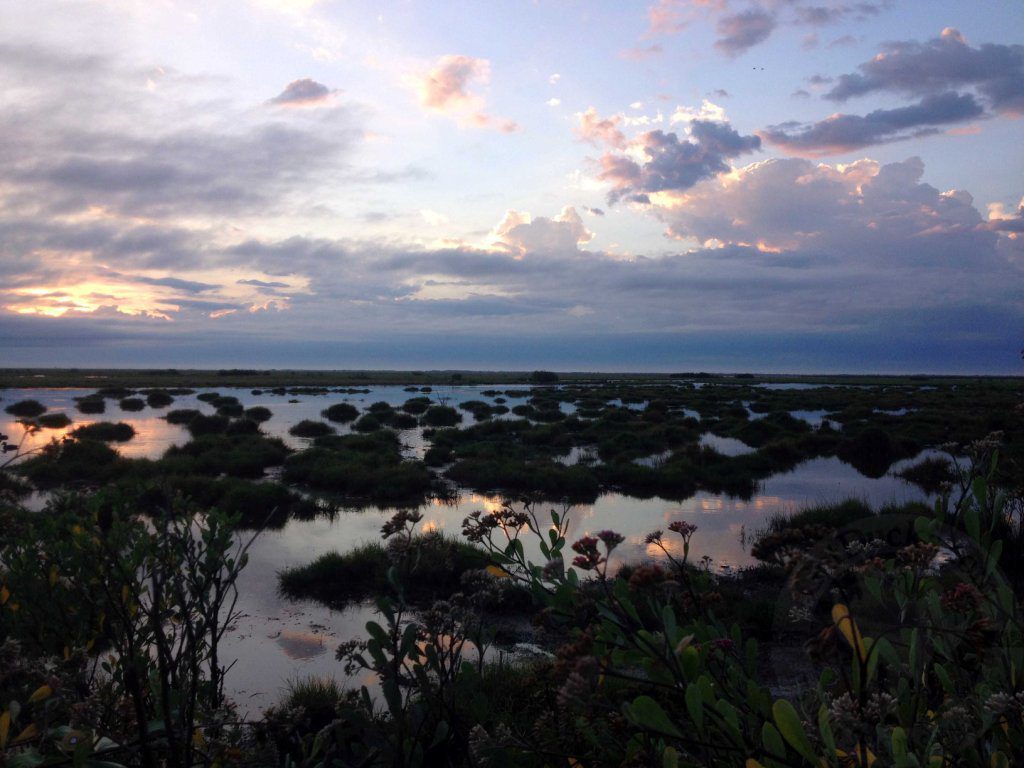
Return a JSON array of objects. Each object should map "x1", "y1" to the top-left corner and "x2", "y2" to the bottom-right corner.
[
  {"x1": 490, "y1": 206, "x2": 594, "y2": 257},
  {"x1": 596, "y1": 120, "x2": 761, "y2": 204},
  {"x1": 414, "y1": 54, "x2": 517, "y2": 131},
  {"x1": 656, "y1": 156, "x2": 1012, "y2": 270},
  {"x1": 825, "y1": 29, "x2": 1024, "y2": 113},
  {"x1": 714, "y1": 9, "x2": 776, "y2": 57},
  {"x1": 267, "y1": 77, "x2": 336, "y2": 107},
  {"x1": 761, "y1": 91, "x2": 985, "y2": 155}
]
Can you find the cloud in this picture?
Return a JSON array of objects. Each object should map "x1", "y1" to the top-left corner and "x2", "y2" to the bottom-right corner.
[
  {"x1": 238, "y1": 278, "x2": 291, "y2": 289},
  {"x1": 620, "y1": 44, "x2": 664, "y2": 61},
  {"x1": 655, "y1": 156, "x2": 1013, "y2": 271},
  {"x1": 267, "y1": 77, "x2": 336, "y2": 107},
  {"x1": 490, "y1": 206, "x2": 594, "y2": 257},
  {"x1": 714, "y1": 9, "x2": 776, "y2": 57},
  {"x1": 414, "y1": 54, "x2": 518, "y2": 131},
  {"x1": 596, "y1": 120, "x2": 761, "y2": 204},
  {"x1": 760, "y1": 91, "x2": 985, "y2": 155},
  {"x1": 825, "y1": 29, "x2": 1024, "y2": 114},
  {"x1": 574, "y1": 108, "x2": 627, "y2": 149}
]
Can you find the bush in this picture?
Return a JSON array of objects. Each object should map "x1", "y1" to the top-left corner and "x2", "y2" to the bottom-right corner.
[{"x1": 119, "y1": 397, "x2": 146, "y2": 411}]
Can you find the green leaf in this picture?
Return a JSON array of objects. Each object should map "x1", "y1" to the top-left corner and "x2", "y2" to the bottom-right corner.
[
  {"x1": 772, "y1": 699, "x2": 818, "y2": 765},
  {"x1": 817, "y1": 705, "x2": 836, "y2": 756},
  {"x1": 761, "y1": 722, "x2": 786, "y2": 757},
  {"x1": 624, "y1": 695, "x2": 683, "y2": 738},
  {"x1": 685, "y1": 684, "x2": 704, "y2": 734}
]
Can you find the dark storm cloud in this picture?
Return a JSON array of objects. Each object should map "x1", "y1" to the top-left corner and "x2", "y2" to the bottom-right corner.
[{"x1": 761, "y1": 91, "x2": 984, "y2": 154}]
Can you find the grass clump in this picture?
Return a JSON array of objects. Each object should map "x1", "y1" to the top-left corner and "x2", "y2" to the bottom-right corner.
[
  {"x1": 421, "y1": 405, "x2": 462, "y2": 427},
  {"x1": 353, "y1": 414, "x2": 382, "y2": 432},
  {"x1": 5, "y1": 399, "x2": 47, "y2": 418},
  {"x1": 75, "y1": 397, "x2": 106, "y2": 414},
  {"x1": 165, "y1": 409, "x2": 202, "y2": 425},
  {"x1": 161, "y1": 433, "x2": 290, "y2": 478},
  {"x1": 37, "y1": 412, "x2": 72, "y2": 429},
  {"x1": 71, "y1": 421, "x2": 136, "y2": 442},
  {"x1": 283, "y1": 431, "x2": 433, "y2": 505},
  {"x1": 145, "y1": 390, "x2": 174, "y2": 408},
  {"x1": 119, "y1": 397, "x2": 146, "y2": 411},
  {"x1": 896, "y1": 455, "x2": 956, "y2": 494},
  {"x1": 278, "y1": 532, "x2": 490, "y2": 606},
  {"x1": 289, "y1": 420, "x2": 335, "y2": 438},
  {"x1": 16, "y1": 439, "x2": 131, "y2": 488},
  {"x1": 186, "y1": 413, "x2": 230, "y2": 437},
  {"x1": 322, "y1": 403, "x2": 359, "y2": 423},
  {"x1": 244, "y1": 406, "x2": 273, "y2": 423}
]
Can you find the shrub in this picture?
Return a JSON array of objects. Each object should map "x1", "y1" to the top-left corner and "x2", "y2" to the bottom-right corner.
[
  {"x1": 289, "y1": 419, "x2": 335, "y2": 438},
  {"x1": 119, "y1": 397, "x2": 146, "y2": 411}
]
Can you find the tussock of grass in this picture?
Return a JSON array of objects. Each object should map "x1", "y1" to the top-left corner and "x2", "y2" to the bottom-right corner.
[
  {"x1": 37, "y1": 412, "x2": 72, "y2": 429},
  {"x1": 278, "y1": 532, "x2": 491, "y2": 606},
  {"x1": 321, "y1": 403, "x2": 358, "y2": 423},
  {"x1": 72, "y1": 421, "x2": 136, "y2": 442},
  {"x1": 896, "y1": 456, "x2": 956, "y2": 494},
  {"x1": 289, "y1": 420, "x2": 335, "y2": 438},
  {"x1": 5, "y1": 400, "x2": 47, "y2": 418},
  {"x1": 244, "y1": 406, "x2": 273, "y2": 423}
]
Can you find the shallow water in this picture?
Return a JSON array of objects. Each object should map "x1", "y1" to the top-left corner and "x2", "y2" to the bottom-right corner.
[{"x1": 2, "y1": 385, "x2": 937, "y2": 715}]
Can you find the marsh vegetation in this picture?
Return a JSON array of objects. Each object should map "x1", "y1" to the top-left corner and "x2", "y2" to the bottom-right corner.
[{"x1": 1, "y1": 372, "x2": 1021, "y2": 766}]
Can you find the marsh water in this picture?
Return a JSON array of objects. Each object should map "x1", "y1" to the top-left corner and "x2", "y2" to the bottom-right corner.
[{"x1": 1, "y1": 385, "x2": 938, "y2": 714}]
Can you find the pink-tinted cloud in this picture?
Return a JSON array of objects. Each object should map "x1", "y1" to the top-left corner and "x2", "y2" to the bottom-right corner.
[
  {"x1": 491, "y1": 206, "x2": 593, "y2": 257},
  {"x1": 414, "y1": 54, "x2": 517, "y2": 131},
  {"x1": 574, "y1": 108, "x2": 627, "y2": 149}
]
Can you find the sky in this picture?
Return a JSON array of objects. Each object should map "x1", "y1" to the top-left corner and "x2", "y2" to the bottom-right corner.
[{"x1": 0, "y1": 0, "x2": 1022, "y2": 373}]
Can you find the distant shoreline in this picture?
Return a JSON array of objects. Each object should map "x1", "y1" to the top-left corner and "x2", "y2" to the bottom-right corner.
[{"x1": 0, "y1": 368, "x2": 1020, "y2": 389}]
